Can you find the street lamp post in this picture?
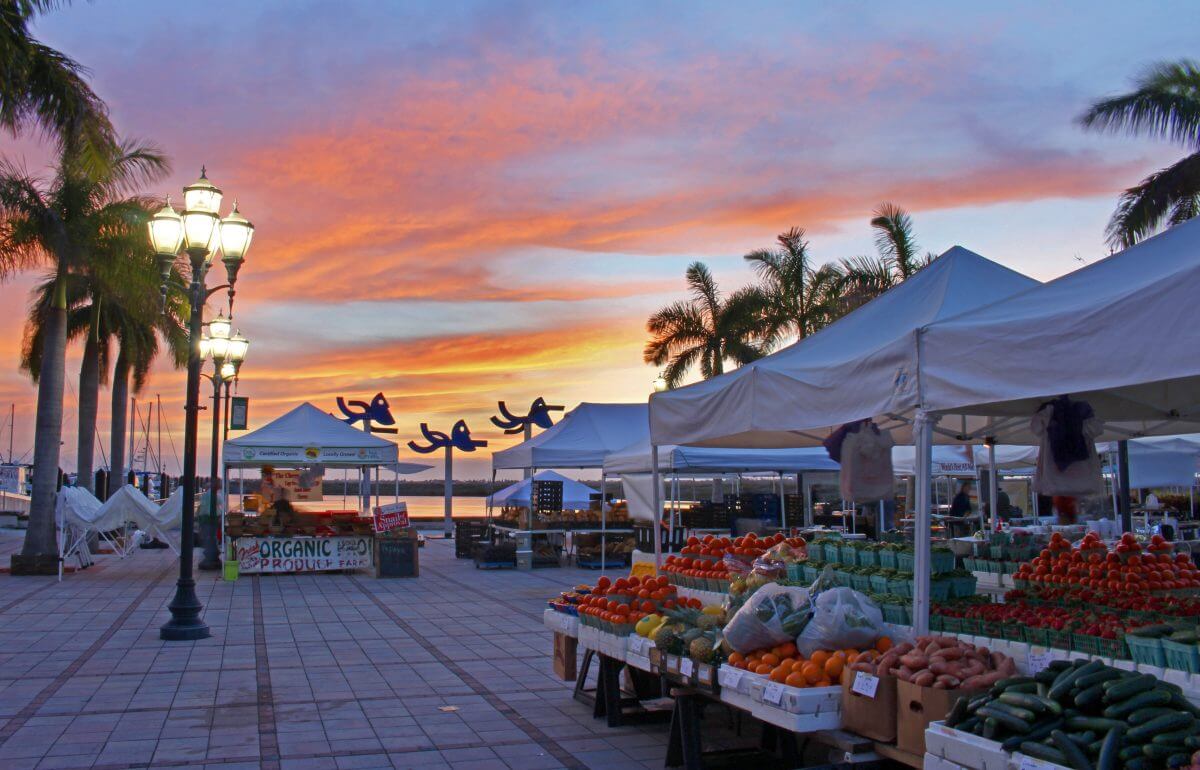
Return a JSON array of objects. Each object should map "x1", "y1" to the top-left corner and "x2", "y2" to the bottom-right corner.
[
  {"x1": 199, "y1": 326, "x2": 247, "y2": 571},
  {"x1": 149, "y1": 168, "x2": 254, "y2": 642}
]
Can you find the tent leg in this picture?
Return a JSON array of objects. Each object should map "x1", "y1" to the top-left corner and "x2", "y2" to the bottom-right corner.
[
  {"x1": 912, "y1": 411, "x2": 936, "y2": 636},
  {"x1": 778, "y1": 472, "x2": 786, "y2": 533},
  {"x1": 651, "y1": 445, "x2": 662, "y2": 569},
  {"x1": 600, "y1": 471, "x2": 607, "y2": 574},
  {"x1": 1117, "y1": 440, "x2": 1132, "y2": 532},
  {"x1": 444, "y1": 447, "x2": 454, "y2": 538},
  {"x1": 802, "y1": 474, "x2": 812, "y2": 527},
  {"x1": 987, "y1": 440, "x2": 999, "y2": 530}
]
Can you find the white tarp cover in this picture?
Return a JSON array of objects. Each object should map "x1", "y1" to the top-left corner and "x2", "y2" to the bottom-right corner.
[
  {"x1": 603, "y1": 437, "x2": 839, "y2": 475},
  {"x1": 487, "y1": 470, "x2": 597, "y2": 509},
  {"x1": 224, "y1": 402, "x2": 399, "y2": 467},
  {"x1": 890, "y1": 445, "x2": 1041, "y2": 476},
  {"x1": 620, "y1": 473, "x2": 658, "y2": 523},
  {"x1": 97, "y1": 484, "x2": 158, "y2": 529},
  {"x1": 918, "y1": 218, "x2": 1200, "y2": 440},
  {"x1": 56, "y1": 486, "x2": 123, "y2": 530},
  {"x1": 649, "y1": 247, "x2": 1039, "y2": 448},
  {"x1": 492, "y1": 403, "x2": 648, "y2": 470},
  {"x1": 151, "y1": 487, "x2": 183, "y2": 529}
]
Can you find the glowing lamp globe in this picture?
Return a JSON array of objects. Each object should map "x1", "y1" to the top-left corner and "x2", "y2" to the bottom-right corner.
[
  {"x1": 220, "y1": 361, "x2": 237, "y2": 380},
  {"x1": 227, "y1": 331, "x2": 249, "y2": 363},
  {"x1": 183, "y1": 167, "x2": 223, "y2": 214},
  {"x1": 219, "y1": 203, "x2": 254, "y2": 262},
  {"x1": 653, "y1": 376, "x2": 668, "y2": 393},
  {"x1": 198, "y1": 335, "x2": 213, "y2": 361},
  {"x1": 148, "y1": 199, "x2": 184, "y2": 257}
]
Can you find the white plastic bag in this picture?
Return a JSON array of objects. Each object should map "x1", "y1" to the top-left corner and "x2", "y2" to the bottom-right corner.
[
  {"x1": 795, "y1": 587, "x2": 883, "y2": 657},
  {"x1": 723, "y1": 582, "x2": 812, "y2": 653}
]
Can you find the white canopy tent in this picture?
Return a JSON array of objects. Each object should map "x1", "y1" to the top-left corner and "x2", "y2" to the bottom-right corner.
[
  {"x1": 602, "y1": 438, "x2": 839, "y2": 475},
  {"x1": 487, "y1": 470, "x2": 597, "y2": 509},
  {"x1": 648, "y1": 247, "x2": 1042, "y2": 566},
  {"x1": 223, "y1": 402, "x2": 399, "y2": 467},
  {"x1": 491, "y1": 403, "x2": 648, "y2": 470}
]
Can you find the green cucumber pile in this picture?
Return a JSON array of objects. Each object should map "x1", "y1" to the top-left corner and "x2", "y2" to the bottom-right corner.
[{"x1": 945, "y1": 659, "x2": 1200, "y2": 769}]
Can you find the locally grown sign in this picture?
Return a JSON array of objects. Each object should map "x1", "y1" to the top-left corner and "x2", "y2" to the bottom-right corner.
[
  {"x1": 237, "y1": 445, "x2": 392, "y2": 464},
  {"x1": 229, "y1": 396, "x2": 249, "y2": 430},
  {"x1": 235, "y1": 536, "x2": 373, "y2": 573},
  {"x1": 372, "y1": 502, "x2": 409, "y2": 533}
]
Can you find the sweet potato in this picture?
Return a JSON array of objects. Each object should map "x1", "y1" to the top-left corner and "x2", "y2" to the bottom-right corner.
[
  {"x1": 960, "y1": 670, "x2": 1004, "y2": 690},
  {"x1": 923, "y1": 640, "x2": 941, "y2": 656},
  {"x1": 896, "y1": 665, "x2": 915, "y2": 682},
  {"x1": 930, "y1": 646, "x2": 964, "y2": 661},
  {"x1": 899, "y1": 652, "x2": 928, "y2": 669},
  {"x1": 875, "y1": 650, "x2": 900, "y2": 676},
  {"x1": 850, "y1": 661, "x2": 873, "y2": 673},
  {"x1": 913, "y1": 670, "x2": 936, "y2": 687},
  {"x1": 935, "y1": 674, "x2": 962, "y2": 688},
  {"x1": 893, "y1": 641, "x2": 914, "y2": 656}
]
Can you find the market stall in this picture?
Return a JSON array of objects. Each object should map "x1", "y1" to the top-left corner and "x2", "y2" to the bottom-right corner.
[
  {"x1": 488, "y1": 402, "x2": 647, "y2": 569},
  {"x1": 222, "y1": 402, "x2": 399, "y2": 575}
]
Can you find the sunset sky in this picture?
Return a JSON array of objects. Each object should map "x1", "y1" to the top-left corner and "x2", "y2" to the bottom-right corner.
[{"x1": 0, "y1": 1, "x2": 1192, "y2": 479}]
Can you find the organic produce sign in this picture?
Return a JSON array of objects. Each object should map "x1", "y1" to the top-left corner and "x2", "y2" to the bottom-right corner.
[{"x1": 235, "y1": 536, "x2": 373, "y2": 573}]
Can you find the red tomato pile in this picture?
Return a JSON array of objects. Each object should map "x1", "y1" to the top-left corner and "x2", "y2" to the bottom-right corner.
[
  {"x1": 1015, "y1": 532, "x2": 1199, "y2": 593},
  {"x1": 938, "y1": 599, "x2": 1137, "y2": 639},
  {"x1": 576, "y1": 575, "x2": 703, "y2": 624},
  {"x1": 663, "y1": 532, "x2": 807, "y2": 582}
]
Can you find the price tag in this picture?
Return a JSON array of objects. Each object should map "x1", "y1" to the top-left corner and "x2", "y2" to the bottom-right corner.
[
  {"x1": 721, "y1": 667, "x2": 743, "y2": 688},
  {"x1": 762, "y1": 682, "x2": 785, "y2": 705},
  {"x1": 851, "y1": 671, "x2": 880, "y2": 698},
  {"x1": 1019, "y1": 756, "x2": 1058, "y2": 770},
  {"x1": 1026, "y1": 650, "x2": 1055, "y2": 674},
  {"x1": 680, "y1": 658, "x2": 694, "y2": 677}
]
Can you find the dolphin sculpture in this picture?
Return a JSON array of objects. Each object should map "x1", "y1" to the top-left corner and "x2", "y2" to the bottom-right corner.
[
  {"x1": 490, "y1": 397, "x2": 564, "y2": 435},
  {"x1": 337, "y1": 392, "x2": 398, "y2": 433},
  {"x1": 407, "y1": 420, "x2": 487, "y2": 454}
]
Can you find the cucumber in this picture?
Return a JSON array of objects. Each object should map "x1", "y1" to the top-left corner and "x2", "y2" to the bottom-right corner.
[
  {"x1": 1129, "y1": 706, "x2": 1179, "y2": 725},
  {"x1": 977, "y1": 706, "x2": 1032, "y2": 734},
  {"x1": 1102, "y1": 688, "x2": 1171, "y2": 719},
  {"x1": 1048, "y1": 659, "x2": 1075, "y2": 671},
  {"x1": 1019, "y1": 741, "x2": 1068, "y2": 764},
  {"x1": 958, "y1": 715, "x2": 981, "y2": 734},
  {"x1": 1129, "y1": 623, "x2": 1175, "y2": 638},
  {"x1": 1096, "y1": 726, "x2": 1123, "y2": 770},
  {"x1": 1000, "y1": 692, "x2": 1061, "y2": 715},
  {"x1": 1050, "y1": 660, "x2": 1104, "y2": 700},
  {"x1": 1120, "y1": 745, "x2": 1146, "y2": 761},
  {"x1": 986, "y1": 700, "x2": 1037, "y2": 722},
  {"x1": 1077, "y1": 669, "x2": 1123, "y2": 689},
  {"x1": 1036, "y1": 668, "x2": 1061, "y2": 685},
  {"x1": 1052, "y1": 728, "x2": 1094, "y2": 769},
  {"x1": 1167, "y1": 752, "x2": 1193, "y2": 768},
  {"x1": 1066, "y1": 716, "x2": 1126, "y2": 732},
  {"x1": 1087, "y1": 738, "x2": 1104, "y2": 756},
  {"x1": 1124, "y1": 758, "x2": 1150, "y2": 770},
  {"x1": 1037, "y1": 682, "x2": 1050, "y2": 697},
  {"x1": 945, "y1": 695, "x2": 971, "y2": 727},
  {"x1": 994, "y1": 676, "x2": 1037, "y2": 692},
  {"x1": 1128, "y1": 712, "x2": 1194, "y2": 742},
  {"x1": 1005, "y1": 682, "x2": 1040, "y2": 695},
  {"x1": 1002, "y1": 717, "x2": 1063, "y2": 752},
  {"x1": 966, "y1": 693, "x2": 991, "y2": 714},
  {"x1": 1168, "y1": 690, "x2": 1200, "y2": 717},
  {"x1": 1186, "y1": 735, "x2": 1200, "y2": 749},
  {"x1": 1103, "y1": 674, "x2": 1157, "y2": 703},
  {"x1": 1153, "y1": 727, "x2": 1198, "y2": 746},
  {"x1": 982, "y1": 717, "x2": 998, "y2": 740},
  {"x1": 1143, "y1": 743, "x2": 1191, "y2": 759},
  {"x1": 1065, "y1": 729, "x2": 1096, "y2": 746},
  {"x1": 1075, "y1": 682, "x2": 1108, "y2": 709}
]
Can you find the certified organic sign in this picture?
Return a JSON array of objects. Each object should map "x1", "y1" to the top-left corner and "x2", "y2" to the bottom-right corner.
[{"x1": 235, "y1": 536, "x2": 373, "y2": 573}]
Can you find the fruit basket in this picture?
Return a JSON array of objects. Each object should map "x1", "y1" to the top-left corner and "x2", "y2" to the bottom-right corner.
[
  {"x1": 868, "y1": 574, "x2": 890, "y2": 594},
  {"x1": 855, "y1": 549, "x2": 877, "y2": 568},
  {"x1": 1161, "y1": 638, "x2": 1200, "y2": 673},
  {"x1": 1125, "y1": 634, "x2": 1166, "y2": 667},
  {"x1": 878, "y1": 549, "x2": 898, "y2": 570},
  {"x1": 1071, "y1": 632, "x2": 1126, "y2": 659},
  {"x1": 838, "y1": 545, "x2": 858, "y2": 565}
]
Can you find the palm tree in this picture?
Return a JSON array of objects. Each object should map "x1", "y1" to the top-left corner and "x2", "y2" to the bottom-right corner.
[
  {"x1": 840, "y1": 203, "x2": 936, "y2": 311},
  {"x1": 742, "y1": 227, "x2": 847, "y2": 349},
  {"x1": 644, "y1": 262, "x2": 765, "y2": 388},
  {"x1": 0, "y1": 1, "x2": 115, "y2": 168},
  {"x1": 1079, "y1": 60, "x2": 1200, "y2": 248},
  {"x1": 0, "y1": 139, "x2": 169, "y2": 564}
]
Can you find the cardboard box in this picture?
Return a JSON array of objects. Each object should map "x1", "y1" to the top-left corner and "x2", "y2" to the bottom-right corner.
[
  {"x1": 896, "y1": 679, "x2": 979, "y2": 756},
  {"x1": 553, "y1": 631, "x2": 577, "y2": 681},
  {"x1": 840, "y1": 670, "x2": 897, "y2": 742}
]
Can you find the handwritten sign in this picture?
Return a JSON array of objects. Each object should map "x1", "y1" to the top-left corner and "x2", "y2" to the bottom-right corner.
[
  {"x1": 630, "y1": 562, "x2": 657, "y2": 579},
  {"x1": 852, "y1": 671, "x2": 880, "y2": 698},
  {"x1": 372, "y1": 502, "x2": 409, "y2": 533},
  {"x1": 720, "y1": 667, "x2": 743, "y2": 689},
  {"x1": 680, "y1": 658, "x2": 694, "y2": 677},
  {"x1": 762, "y1": 682, "x2": 785, "y2": 705},
  {"x1": 236, "y1": 535, "x2": 372, "y2": 573},
  {"x1": 1026, "y1": 650, "x2": 1056, "y2": 675}
]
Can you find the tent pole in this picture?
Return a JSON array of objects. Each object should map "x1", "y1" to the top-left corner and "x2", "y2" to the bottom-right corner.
[
  {"x1": 802, "y1": 474, "x2": 812, "y2": 527},
  {"x1": 987, "y1": 439, "x2": 999, "y2": 530},
  {"x1": 778, "y1": 472, "x2": 786, "y2": 533},
  {"x1": 1117, "y1": 440, "x2": 1132, "y2": 532},
  {"x1": 913, "y1": 411, "x2": 936, "y2": 636},
  {"x1": 444, "y1": 447, "x2": 453, "y2": 538},
  {"x1": 651, "y1": 444, "x2": 662, "y2": 569},
  {"x1": 1109, "y1": 451, "x2": 1119, "y2": 520},
  {"x1": 600, "y1": 471, "x2": 607, "y2": 574}
]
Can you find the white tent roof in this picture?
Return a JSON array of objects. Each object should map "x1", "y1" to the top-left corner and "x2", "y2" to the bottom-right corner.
[
  {"x1": 649, "y1": 247, "x2": 1040, "y2": 448},
  {"x1": 97, "y1": 484, "x2": 158, "y2": 528},
  {"x1": 56, "y1": 486, "x2": 125, "y2": 530},
  {"x1": 918, "y1": 218, "x2": 1200, "y2": 441},
  {"x1": 224, "y1": 402, "x2": 399, "y2": 467},
  {"x1": 603, "y1": 437, "x2": 839, "y2": 475},
  {"x1": 486, "y1": 470, "x2": 597, "y2": 508},
  {"x1": 492, "y1": 403, "x2": 648, "y2": 470},
  {"x1": 890, "y1": 445, "x2": 1040, "y2": 476}
]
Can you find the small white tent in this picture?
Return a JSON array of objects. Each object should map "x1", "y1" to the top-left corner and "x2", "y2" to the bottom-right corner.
[
  {"x1": 492, "y1": 403, "x2": 648, "y2": 470},
  {"x1": 487, "y1": 470, "x2": 597, "y2": 509},
  {"x1": 603, "y1": 438, "x2": 838, "y2": 475},
  {"x1": 224, "y1": 402, "x2": 399, "y2": 467}
]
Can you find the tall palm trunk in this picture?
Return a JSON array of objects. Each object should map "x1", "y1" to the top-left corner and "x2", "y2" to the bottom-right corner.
[
  {"x1": 76, "y1": 316, "x2": 100, "y2": 493},
  {"x1": 109, "y1": 346, "x2": 129, "y2": 492},
  {"x1": 22, "y1": 278, "x2": 68, "y2": 558}
]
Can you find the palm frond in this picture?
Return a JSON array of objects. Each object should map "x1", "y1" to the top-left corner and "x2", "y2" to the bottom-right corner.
[
  {"x1": 685, "y1": 261, "x2": 721, "y2": 320},
  {"x1": 1106, "y1": 151, "x2": 1200, "y2": 248},
  {"x1": 870, "y1": 202, "x2": 918, "y2": 278},
  {"x1": 1079, "y1": 60, "x2": 1200, "y2": 150}
]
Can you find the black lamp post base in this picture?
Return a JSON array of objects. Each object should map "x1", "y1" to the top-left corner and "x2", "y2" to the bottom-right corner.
[{"x1": 160, "y1": 579, "x2": 211, "y2": 641}]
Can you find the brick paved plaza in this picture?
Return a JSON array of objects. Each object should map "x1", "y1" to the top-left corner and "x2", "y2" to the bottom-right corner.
[{"x1": 0, "y1": 533, "x2": 675, "y2": 770}]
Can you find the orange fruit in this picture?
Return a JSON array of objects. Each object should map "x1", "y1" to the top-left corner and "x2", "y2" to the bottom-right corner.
[
  {"x1": 776, "y1": 641, "x2": 798, "y2": 659},
  {"x1": 728, "y1": 652, "x2": 744, "y2": 666},
  {"x1": 876, "y1": 636, "x2": 893, "y2": 653},
  {"x1": 785, "y1": 671, "x2": 806, "y2": 688},
  {"x1": 815, "y1": 677, "x2": 832, "y2": 687},
  {"x1": 846, "y1": 651, "x2": 860, "y2": 665},
  {"x1": 760, "y1": 653, "x2": 780, "y2": 667},
  {"x1": 824, "y1": 656, "x2": 844, "y2": 680},
  {"x1": 770, "y1": 666, "x2": 789, "y2": 683},
  {"x1": 801, "y1": 662, "x2": 822, "y2": 684},
  {"x1": 755, "y1": 663, "x2": 773, "y2": 675},
  {"x1": 790, "y1": 660, "x2": 807, "y2": 673},
  {"x1": 809, "y1": 650, "x2": 830, "y2": 667}
]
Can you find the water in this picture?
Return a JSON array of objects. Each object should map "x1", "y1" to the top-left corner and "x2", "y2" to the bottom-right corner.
[{"x1": 228, "y1": 493, "x2": 489, "y2": 519}]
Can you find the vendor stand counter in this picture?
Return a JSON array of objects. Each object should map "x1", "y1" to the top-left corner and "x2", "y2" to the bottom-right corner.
[{"x1": 226, "y1": 508, "x2": 376, "y2": 574}]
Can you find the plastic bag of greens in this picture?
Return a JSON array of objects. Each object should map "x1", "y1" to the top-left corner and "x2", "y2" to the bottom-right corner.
[
  {"x1": 722, "y1": 582, "x2": 812, "y2": 653},
  {"x1": 795, "y1": 587, "x2": 883, "y2": 657}
]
